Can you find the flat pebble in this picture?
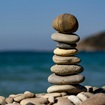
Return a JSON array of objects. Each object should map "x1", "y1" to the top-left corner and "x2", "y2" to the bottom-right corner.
[
  {"x1": 53, "y1": 55, "x2": 80, "y2": 64},
  {"x1": 43, "y1": 93, "x2": 61, "y2": 98},
  {"x1": 68, "y1": 95, "x2": 82, "y2": 105},
  {"x1": 80, "y1": 93, "x2": 105, "y2": 105},
  {"x1": 20, "y1": 98, "x2": 48, "y2": 105},
  {"x1": 51, "y1": 32, "x2": 80, "y2": 44},
  {"x1": 47, "y1": 84, "x2": 86, "y2": 94},
  {"x1": 54, "y1": 48, "x2": 78, "y2": 56},
  {"x1": 51, "y1": 65, "x2": 83, "y2": 75},
  {"x1": 57, "y1": 43, "x2": 77, "y2": 49},
  {"x1": 48, "y1": 73, "x2": 85, "y2": 85},
  {"x1": 14, "y1": 94, "x2": 25, "y2": 102}
]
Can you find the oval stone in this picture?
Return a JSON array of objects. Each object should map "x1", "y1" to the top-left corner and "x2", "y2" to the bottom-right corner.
[
  {"x1": 57, "y1": 42, "x2": 77, "y2": 49},
  {"x1": 52, "y1": 13, "x2": 78, "y2": 33},
  {"x1": 51, "y1": 32, "x2": 80, "y2": 44},
  {"x1": 54, "y1": 48, "x2": 78, "y2": 56},
  {"x1": 48, "y1": 73, "x2": 85, "y2": 85},
  {"x1": 51, "y1": 65, "x2": 83, "y2": 75},
  {"x1": 47, "y1": 84, "x2": 86, "y2": 94},
  {"x1": 53, "y1": 55, "x2": 81, "y2": 64}
]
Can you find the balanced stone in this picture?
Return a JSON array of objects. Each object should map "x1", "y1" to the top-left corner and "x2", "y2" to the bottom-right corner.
[
  {"x1": 48, "y1": 73, "x2": 85, "y2": 85},
  {"x1": 52, "y1": 13, "x2": 78, "y2": 33},
  {"x1": 53, "y1": 55, "x2": 80, "y2": 65},
  {"x1": 51, "y1": 65, "x2": 83, "y2": 75},
  {"x1": 47, "y1": 84, "x2": 86, "y2": 94},
  {"x1": 57, "y1": 42, "x2": 77, "y2": 49},
  {"x1": 54, "y1": 48, "x2": 78, "y2": 56},
  {"x1": 51, "y1": 32, "x2": 80, "y2": 44}
]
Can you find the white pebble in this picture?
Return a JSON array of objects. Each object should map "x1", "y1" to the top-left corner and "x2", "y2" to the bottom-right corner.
[
  {"x1": 77, "y1": 93, "x2": 88, "y2": 101},
  {"x1": 68, "y1": 95, "x2": 82, "y2": 105}
]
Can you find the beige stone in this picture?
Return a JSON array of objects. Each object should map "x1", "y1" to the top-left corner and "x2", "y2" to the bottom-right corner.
[
  {"x1": 47, "y1": 85, "x2": 86, "y2": 94},
  {"x1": 82, "y1": 92, "x2": 94, "y2": 98},
  {"x1": 54, "y1": 48, "x2": 78, "y2": 56},
  {"x1": 20, "y1": 98, "x2": 48, "y2": 105},
  {"x1": 48, "y1": 96, "x2": 55, "y2": 104},
  {"x1": 51, "y1": 65, "x2": 83, "y2": 75},
  {"x1": 43, "y1": 93, "x2": 61, "y2": 98},
  {"x1": 53, "y1": 55, "x2": 80, "y2": 64},
  {"x1": 54, "y1": 97, "x2": 73, "y2": 105},
  {"x1": 0, "y1": 96, "x2": 6, "y2": 105},
  {"x1": 80, "y1": 93, "x2": 105, "y2": 105},
  {"x1": 24, "y1": 91, "x2": 35, "y2": 98},
  {"x1": 14, "y1": 94, "x2": 25, "y2": 102},
  {"x1": 5, "y1": 97, "x2": 14, "y2": 103},
  {"x1": 48, "y1": 73, "x2": 85, "y2": 85}
]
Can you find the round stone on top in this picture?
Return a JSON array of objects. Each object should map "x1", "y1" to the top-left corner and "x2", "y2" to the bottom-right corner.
[{"x1": 52, "y1": 13, "x2": 79, "y2": 33}]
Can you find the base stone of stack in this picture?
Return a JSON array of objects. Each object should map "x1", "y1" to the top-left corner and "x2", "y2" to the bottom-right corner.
[{"x1": 47, "y1": 84, "x2": 86, "y2": 94}]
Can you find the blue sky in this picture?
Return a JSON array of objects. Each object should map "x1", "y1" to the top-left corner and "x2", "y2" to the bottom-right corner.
[{"x1": 0, "y1": 0, "x2": 105, "y2": 51}]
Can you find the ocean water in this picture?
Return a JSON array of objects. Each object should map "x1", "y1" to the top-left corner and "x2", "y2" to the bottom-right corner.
[{"x1": 0, "y1": 51, "x2": 105, "y2": 97}]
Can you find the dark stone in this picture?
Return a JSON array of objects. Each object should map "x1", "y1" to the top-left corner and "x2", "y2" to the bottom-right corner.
[{"x1": 57, "y1": 43, "x2": 77, "y2": 49}]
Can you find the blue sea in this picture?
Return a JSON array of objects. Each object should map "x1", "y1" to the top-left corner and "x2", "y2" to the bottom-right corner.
[{"x1": 0, "y1": 51, "x2": 105, "y2": 97}]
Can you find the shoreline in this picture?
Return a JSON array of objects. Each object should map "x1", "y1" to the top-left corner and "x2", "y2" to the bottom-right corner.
[{"x1": 0, "y1": 85, "x2": 105, "y2": 105}]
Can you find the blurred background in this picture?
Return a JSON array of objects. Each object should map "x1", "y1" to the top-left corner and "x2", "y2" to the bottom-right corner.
[{"x1": 0, "y1": 0, "x2": 105, "y2": 97}]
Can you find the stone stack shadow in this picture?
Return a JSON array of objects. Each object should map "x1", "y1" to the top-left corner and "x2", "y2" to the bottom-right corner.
[{"x1": 47, "y1": 13, "x2": 86, "y2": 94}]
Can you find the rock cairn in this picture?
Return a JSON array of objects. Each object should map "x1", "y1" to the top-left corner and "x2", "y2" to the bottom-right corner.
[{"x1": 47, "y1": 13, "x2": 86, "y2": 94}]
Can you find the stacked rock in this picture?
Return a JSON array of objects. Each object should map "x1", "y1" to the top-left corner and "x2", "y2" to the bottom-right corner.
[{"x1": 47, "y1": 13, "x2": 86, "y2": 94}]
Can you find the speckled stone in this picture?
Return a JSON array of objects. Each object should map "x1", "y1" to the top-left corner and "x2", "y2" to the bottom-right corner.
[
  {"x1": 57, "y1": 43, "x2": 77, "y2": 49},
  {"x1": 54, "y1": 48, "x2": 78, "y2": 56},
  {"x1": 51, "y1": 32, "x2": 80, "y2": 44},
  {"x1": 47, "y1": 84, "x2": 86, "y2": 94},
  {"x1": 52, "y1": 13, "x2": 78, "y2": 33},
  {"x1": 48, "y1": 73, "x2": 85, "y2": 85},
  {"x1": 53, "y1": 55, "x2": 80, "y2": 64},
  {"x1": 51, "y1": 65, "x2": 83, "y2": 75},
  {"x1": 80, "y1": 93, "x2": 105, "y2": 105}
]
